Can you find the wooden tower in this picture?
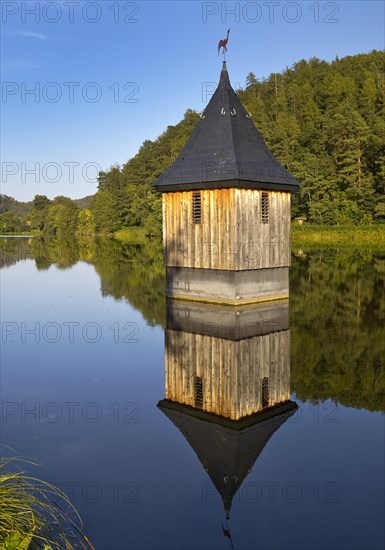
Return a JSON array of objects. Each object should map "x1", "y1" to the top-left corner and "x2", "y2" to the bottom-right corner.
[
  {"x1": 158, "y1": 299, "x2": 298, "y2": 520},
  {"x1": 154, "y1": 62, "x2": 299, "y2": 304}
]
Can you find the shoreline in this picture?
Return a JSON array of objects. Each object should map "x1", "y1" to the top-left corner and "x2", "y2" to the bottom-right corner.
[
  {"x1": 1, "y1": 225, "x2": 385, "y2": 247},
  {"x1": 291, "y1": 225, "x2": 385, "y2": 246}
]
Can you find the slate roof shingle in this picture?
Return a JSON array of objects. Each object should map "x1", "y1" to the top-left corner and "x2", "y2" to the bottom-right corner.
[{"x1": 154, "y1": 62, "x2": 300, "y2": 193}]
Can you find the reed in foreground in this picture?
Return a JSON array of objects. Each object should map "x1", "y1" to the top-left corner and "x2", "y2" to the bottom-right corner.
[{"x1": 0, "y1": 455, "x2": 94, "y2": 550}]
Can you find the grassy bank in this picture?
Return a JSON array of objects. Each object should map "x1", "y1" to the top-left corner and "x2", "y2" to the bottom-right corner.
[
  {"x1": 292, "y1": 224, "x2": 385, "y2": 246},
  {"x1": 0, "y1": 231, "x2": 39, "y2": 237},
  {"x1": 114, "y1": 227, "x2": 150, "y2": 244}
]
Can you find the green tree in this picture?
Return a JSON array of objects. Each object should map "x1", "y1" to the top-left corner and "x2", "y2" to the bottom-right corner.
[
  {"x1": 324, "y1": 107, "x2": 375, "y2": 221},
  {"x1": 30, "y1": 195, "x2": 51, "y2": 231},
  {"x1": 0, "y1": 211, "x2": 20, "y2": 233},
  {"x1": 91, "y1": 189, "x2": 120, "y2": 233},
  {"x1": 44, "y1": 197, "x2": 79, "y2": 236},
  {"x1": 77, "y1": 209, "x2": 95, "y2": 234}
]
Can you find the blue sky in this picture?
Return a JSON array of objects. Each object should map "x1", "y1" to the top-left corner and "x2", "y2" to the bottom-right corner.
[{"x1": 1, "y1": 0, "x2": 384, "y2": 201}]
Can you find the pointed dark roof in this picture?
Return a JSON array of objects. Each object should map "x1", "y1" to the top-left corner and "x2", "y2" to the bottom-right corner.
[
  {"x1": 158, "y1": 399, "x2": 297, "y2": 517},
  {"x1": 154, "y1": 62, "x2": 299, "y2": 193}
]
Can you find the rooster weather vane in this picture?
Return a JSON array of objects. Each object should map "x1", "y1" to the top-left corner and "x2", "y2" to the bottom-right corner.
[{"x1": 218, "y1": 28, "x2": 230, "y2": 59}]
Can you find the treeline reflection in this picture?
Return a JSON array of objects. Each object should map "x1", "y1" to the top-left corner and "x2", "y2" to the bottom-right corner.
[{"x1": 1, "y1": 236, "x2": 384, "y2": 412}]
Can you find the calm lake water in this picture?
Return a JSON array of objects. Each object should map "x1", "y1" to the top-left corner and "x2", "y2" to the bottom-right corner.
[{"x1": 1, "y1": 236, "x2": 384, "y2": 550}]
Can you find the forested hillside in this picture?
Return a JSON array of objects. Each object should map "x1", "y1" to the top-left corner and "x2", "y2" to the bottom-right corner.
[
  {"x1": 1, "y1": 50, "x2": 384, "y2": 235},
  {"x1": 0, "y1": 195, "x2": 33, "y2": 233},
  {"x1": 91, "y1": 49, "x2": 385, "y2": 233},
  {"x1": 240, "y1": 50, "x2": 385, "y2": 224}
]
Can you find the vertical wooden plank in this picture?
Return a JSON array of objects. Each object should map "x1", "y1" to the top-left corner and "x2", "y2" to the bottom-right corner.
[
  {"x1": 280, "y1": 192, "x2": 284, "y2": 268},
  {"x1": 169, "y1": 193, "x2": 173, "y2": 266},
  {"x1": 175, "y1": 331, "x2": 181, "y2": 402},
  {"x1": 249, "y1": 189, "x2": 254, "y2": 270},
  {"x1": 212, "y1": 336, "x2": 218, "y2": 414},
  {"x1": 232, "y1": 340, "x2": 240, "y2": 420},
  {"x1": 173, "y1": 193, "x2": 177, "y2": 266},
  {"x1": 225, "y1": 189, "x2": 230, "y2": 270},
  {"x1": 286, "y1": 193, "x2": 289, "y2": 266},
  {"x1": 254, "y1": 336, "x2": 260, "y2": 412},
  {"x1": 239, "y1": 188, "x2": 243, "y2": 270},
  {"x1": 167, "y1": 330, "x2": 173, "y2": 400},
  {"x1": 164, "y1": 330, "x2": 170, "y2": 398},
  {"x1": 242, "y1": 188, "x2": 245, "y2": 270},
  {"x1": 205, "y1": 190, "x2": 210, "y2": 269},
  {"x1": 243, "y1": 339, "x2": 250, "y2": 417},
  {"x1": 250, "y1": 189, "x2": 257, "y2": 270},
  {"x1": 220, "y1": 337, "x2": 227, "y2": 416},
  {"x1": 273, "y1": 192, "x2": 277, "y2": 268},
  {"x1": 171, "y1": 330, "x2": 178, "y2": 402},
  {"x1": 217, "y1": 189, "x2": 221, "y2": 270},
  {"x1": 162, "y1": 195, "x2": 167, "y2": 264},
  {"x1": 238, "y1": 188, "x2": 242, "y2": 270},
  {"x1": 204, "y1": 334, "x2": 211, "y2": 411},
  {"x1": 277, "y1": 192, "x2": 280, "y2": 267},
  {"x1": 209, "y1": 189, "x2": 215, "y2": 268},
  {"x1": 180, "y1": 192, "x2": 186, "y2": 268},
  {"x1": 247, "y1": 338, "x2": 255, "y2": 416},
  {"x1": 254, "y1": 191, "x2": 263, "y2": 269},
  {"x1": 280, "y1": 192, "x2": 285, "y2": 267},
  {"x1": 218, "y1": 330, "x2": 224, "y2": 415},
  {"x1": 234, "y1": 189, "x2": 240, "y2": 271},
  {"x1": 211, "y1": 189, "x2": 215, "y2": 269},
  {"x1": 201, "y1": 334, "x2": 208, "y2": 410},
  {"x1": 170, "y1": 193, "x2": 175, "y2": 266},
  {"x1": 221, "y1": 188, "x2": 225, "y2": 271},
  {"x1": 270, "y1": 193, "x2": 274, "y2": 268},
  {"x1": 229, "y1": 189, "x2": 234, "y2": 269},
  {"x1": 172, "y1": 193, "x2": 176, "y2": 267},
  {"x1": 200, "y1": 191, "x2": 206, "y2": 268},
  {"x1": 271, "y1": 332, "x2": 277, "y2": 404},
  {"x1": 237, "y1": 340, "x2": 244, "y2": 418},
  {"x1": 282, "y1": 330, "x2": 290, "y2": 401},
  {"x1": 248, "y1": 189, "x2": 254, "y2": 270},
  {"x1": 166, "y1": 194, "x2": 170, "y2": 266}
]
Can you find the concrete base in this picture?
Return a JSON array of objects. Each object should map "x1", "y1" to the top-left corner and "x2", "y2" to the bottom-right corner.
[
  {"x1": 166, "y1": 298, "x2": 289, "y2": 340},
  {"x1": 166, "y1": 267, "x2": 289, "y2": 305}
]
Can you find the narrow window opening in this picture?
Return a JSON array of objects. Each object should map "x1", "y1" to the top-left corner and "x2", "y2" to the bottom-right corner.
[
  {"x1": 261, "y1": 377, "x2": 269, "y2": 408},
  {"x1": 261, "y1": 192, "x2": 269, "y2": 224},
  {"x1": 192, "y1": 192, "x2": 202, "y2": 224},
  {"x1": 194, "y1": 376, "x2": 203, "y2": 408}
]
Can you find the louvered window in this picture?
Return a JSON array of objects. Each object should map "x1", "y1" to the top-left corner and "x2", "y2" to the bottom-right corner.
[
  {"x1": 194, "y1": 376, "x2": 203, "y2": 407},
  {"x1": 261, "y1": 192, "x2": 269, "y2": 224},
  {"x1": 261, "y1": 377, "x2": 269, "y2": 408},
  {"x1": 192, "y1": 192, "x2": 202, "y2": 224}
]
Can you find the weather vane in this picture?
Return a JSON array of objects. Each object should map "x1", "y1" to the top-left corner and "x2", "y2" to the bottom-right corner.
[{"x1": 218, "y1": 29, "x2": 230, "y2": 60}]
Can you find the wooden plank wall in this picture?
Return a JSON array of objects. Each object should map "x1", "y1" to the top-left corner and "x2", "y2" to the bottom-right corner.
[
  {"x1": 164, "y1": 329, "x2": 291, "y2": 420},
  {"x1": 163, "y1": 189, "x2": 291, "y2": 270},
  {"x1": 237, "y1": 189, "x2": 291, "y2": 269}
]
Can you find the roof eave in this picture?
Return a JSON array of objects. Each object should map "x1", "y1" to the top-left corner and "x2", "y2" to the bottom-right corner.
[{"x1": 154, "y1": 179, "x2": 300, "y2": 194}]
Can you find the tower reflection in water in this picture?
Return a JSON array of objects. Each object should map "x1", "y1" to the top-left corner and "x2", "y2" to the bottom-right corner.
[{"x1": 158, "y1": 298, "x2": 298, "y2": 544}]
